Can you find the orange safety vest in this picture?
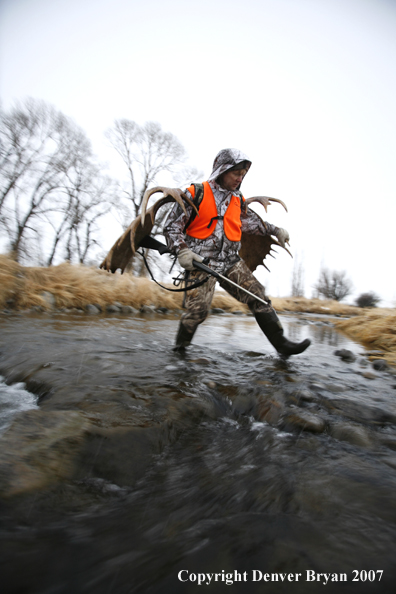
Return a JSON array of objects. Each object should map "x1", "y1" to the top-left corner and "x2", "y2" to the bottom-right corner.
[{"x1": 185, "y1": 181, "x2": 245, "y2": 242}]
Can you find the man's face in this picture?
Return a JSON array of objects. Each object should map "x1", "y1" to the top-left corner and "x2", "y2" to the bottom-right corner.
[{"x1": 219, "y1": 168, "x2": 248, "y2": 192}]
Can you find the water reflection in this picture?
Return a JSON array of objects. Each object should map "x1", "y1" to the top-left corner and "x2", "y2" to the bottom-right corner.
[
  {"x1": 192, "y1": 312, "x2": 360, "y2": 356},
  {"x1": 286, "y1": 316, "x2": 350, "y2": 348}
]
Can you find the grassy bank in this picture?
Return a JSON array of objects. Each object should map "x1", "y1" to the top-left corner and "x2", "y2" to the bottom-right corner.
[
  {"x1": 335, "y1": 312, "x2": 396, "y2": 367},
  {"x1": 0, "y1": 255, "x2": 361, "y2": 315},
  {"x1": 0, "y1": 254, "x2": 241, "y2": 312},
  {"x1": 271, "y1": 296, "x2": 358, "y2": 316},
  {"x1": 1, "y1": 255, "x2": 395, "y2": 365}
]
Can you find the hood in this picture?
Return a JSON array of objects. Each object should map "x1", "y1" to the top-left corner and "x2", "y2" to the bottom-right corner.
[{"x1": 208, "y1": 148, "x2": 252, "y2": 183}]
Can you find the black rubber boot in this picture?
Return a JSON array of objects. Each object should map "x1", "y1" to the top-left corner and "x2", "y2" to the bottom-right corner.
[
  {"x1": 255, "y1": 310, "x2": 311, "y2": 357},
  {"x1": 173, "y1": 323, "x2": 196, "y2": 352}
]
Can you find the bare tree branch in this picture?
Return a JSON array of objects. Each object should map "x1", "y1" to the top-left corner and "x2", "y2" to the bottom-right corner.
[
  {"x1": 313, "y1": 268, "x2": 353, "y2": 302},
  {"x1": 0, "y1": 98, "x2": 117, "y2": 264},
  {"x1": 105, "y1": 119, "x2": 187, "y2": 220}
]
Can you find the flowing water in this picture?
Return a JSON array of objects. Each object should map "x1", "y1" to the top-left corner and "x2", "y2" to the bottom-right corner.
[
  {"x1": 0, "y1": 376, "x2": 38, "y2": 435},
  {"x1": 0, "y1": 311, "x2": 396, "y2": 594}
]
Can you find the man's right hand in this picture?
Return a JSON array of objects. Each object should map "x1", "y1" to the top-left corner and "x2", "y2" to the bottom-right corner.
[{"x1": 177, "y1": 248, "x2": 204, "y2": 271}]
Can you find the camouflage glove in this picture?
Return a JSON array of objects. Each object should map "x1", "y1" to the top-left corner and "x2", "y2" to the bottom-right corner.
[
  {"x1": 275, "y1": 228, "x2": 290, "y2": 248},
  {"x1": 177, "y1": 248, "x2": 204, "y2": 271}
]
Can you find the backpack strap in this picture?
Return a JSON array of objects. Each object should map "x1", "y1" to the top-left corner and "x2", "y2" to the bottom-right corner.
[{"x1": 183, "y1": 182, "x2": 204, "y2": 233}]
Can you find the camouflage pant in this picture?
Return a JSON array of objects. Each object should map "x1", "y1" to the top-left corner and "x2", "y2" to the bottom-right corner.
[{"x1": 180, "y1": 259, "x2": 273, "y2": 335}]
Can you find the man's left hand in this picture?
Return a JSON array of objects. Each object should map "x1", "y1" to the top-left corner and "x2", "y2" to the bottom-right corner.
[{"x1": 276, "y1": 228, "x2": 290, "y2": 248}]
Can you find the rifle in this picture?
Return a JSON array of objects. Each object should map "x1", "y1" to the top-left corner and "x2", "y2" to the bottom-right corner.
[{"x1": 138, "y1": 235, "x2": 270, "y2": 308}]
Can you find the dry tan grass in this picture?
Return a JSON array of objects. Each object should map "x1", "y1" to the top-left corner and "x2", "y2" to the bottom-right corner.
[
  {"x1": 0, "y1": 254, "x2": 178, "y2": 310},
  {"x1": 0, "y1": 254, "x2": 370, "y2": 315},
  {"x1": 0, "y1": 255, "x2": 361, "y2": 315},
  {"x1": 335, "y1": 310, "x2": 396, "y2": 367},
  {"x1": 270, "y1": 296, "x2": 358, "y2": 316},
  {"x1": 0, "y1": 254, "x2": 248, "y2": 312}
]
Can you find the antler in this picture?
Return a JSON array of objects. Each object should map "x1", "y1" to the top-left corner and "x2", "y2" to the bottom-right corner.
[
  {"x1": 141, "y1": 186, "x2": 197, "y2": 224},
  {"x1": 244, "y1": 196, "x2": 288, "y2": 213},
  {"x1": 240, "y1": 198, "x2": 291, "y2": 272},
  {"x1": 100, "y1": 186, "x2": 198, "y2": 273}
]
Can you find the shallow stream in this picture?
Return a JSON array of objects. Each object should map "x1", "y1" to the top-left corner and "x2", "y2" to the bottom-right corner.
[{"x1": 1, "y1": 311, "x2": 396, "y2": 593}]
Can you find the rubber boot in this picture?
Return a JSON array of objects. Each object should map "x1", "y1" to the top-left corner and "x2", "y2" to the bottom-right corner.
[
  {"x1": 255, "y1": 310, "x2": 311, "y2": 357},
  {"x1": 173, "y1": 322, "x2": 196, "y2": 352}
]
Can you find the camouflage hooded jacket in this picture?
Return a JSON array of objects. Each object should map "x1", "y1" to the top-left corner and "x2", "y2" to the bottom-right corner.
[{"x1": 164, "y1": 148, "x2": 279, "y2": 274}]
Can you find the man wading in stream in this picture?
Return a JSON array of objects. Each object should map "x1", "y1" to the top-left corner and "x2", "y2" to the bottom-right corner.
[{"x1": 164, "y1": 148, "x2": 311, "y2": 357}]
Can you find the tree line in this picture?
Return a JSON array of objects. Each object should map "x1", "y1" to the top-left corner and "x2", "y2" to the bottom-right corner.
[{"x1": 0, "y1": 98, "x2": 198, "y2": 267}]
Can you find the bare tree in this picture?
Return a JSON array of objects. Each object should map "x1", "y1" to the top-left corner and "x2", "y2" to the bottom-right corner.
[
  {"x1": 0, "y1": 99, "x2": 93, "y2": 261},
  {"x1": 291, "y1": 253, "x2": 305, "y2": 297},
  {"x1": 68, "y1": 176, "x2": 117, "y2": 264},
  {"x1": 0, "y1": 99, "x2": 117, "y2": 265},
  {"x1": 314, "y1": 268, "x2": 353, "y2": 302},
  {"x1": 106, "y1": 119, "x2": 197, "y2": 276},
  {"x1": 105, "y1": 119, "x2": 187, "y2": 220},
  {"x1": 46, "y1": 162, "x2": 117, "y2": 265},
  {"x1": 0, "y1": 99, "x2": 53, "y2": 213}
]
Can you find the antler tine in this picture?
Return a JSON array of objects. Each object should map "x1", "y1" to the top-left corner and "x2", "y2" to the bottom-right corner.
[
  {"x1": 271, "y1": 237, "x2": 293, "y2": 258},
  {"x1": 245, "y1": 196, "x2": 288, "y2": 213},
  {"x1": 141, "y1": 186, "x2": 192, "y2": 226}
]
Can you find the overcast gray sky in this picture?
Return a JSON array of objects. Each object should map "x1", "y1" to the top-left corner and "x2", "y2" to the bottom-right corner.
[{"x1": 1, "y1": 0, "x2": 395, "y2": 304}]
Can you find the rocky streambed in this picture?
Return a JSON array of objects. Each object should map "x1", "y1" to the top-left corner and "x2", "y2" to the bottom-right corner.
[{"x1": 1, "y1": 310, "x2": 396, "y2": 593}]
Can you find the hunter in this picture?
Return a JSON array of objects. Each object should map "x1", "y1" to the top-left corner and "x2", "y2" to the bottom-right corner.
[{"x1": 164, "y1": 148, "x2": 311, "y2": 357}]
